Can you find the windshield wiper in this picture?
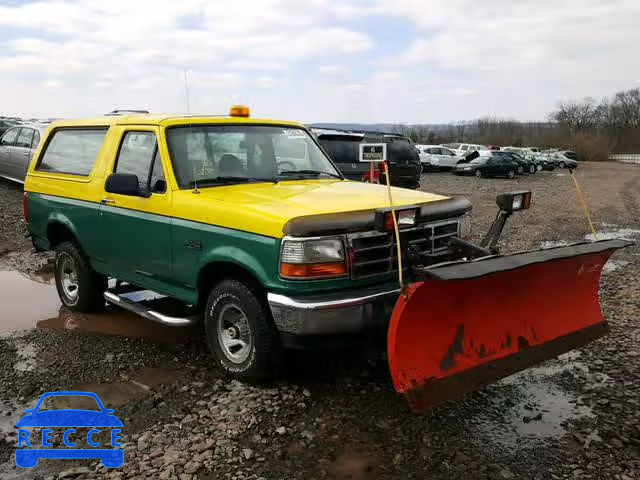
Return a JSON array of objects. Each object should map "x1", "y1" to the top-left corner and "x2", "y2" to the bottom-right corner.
[
  {"x1": 278, "y1": 170, "x2": 342, "y2": 179},
  {"x1": 187, "y1": 176, "x2": 276, "y2": 187}
]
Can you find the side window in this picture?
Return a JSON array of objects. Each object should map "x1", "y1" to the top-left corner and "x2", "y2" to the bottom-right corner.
[
  {"x1": 114, "y1": 132, "x2": 158, "y2": 192},
  {"x1": 16, "y1": 128, "x2": 34, "y2": 148},
  {"x1": 38, "y1": 128, "x2": 107, "y2": 175},
  {"x1": 32, "y1": 131, "x2": 41, "y2": 149},
  {"x1": 1, "y1": 128, "x2": 19, "y2": 146},
  {"x1": 149, "y1": 150, "x2": 166, "y2": 193}
]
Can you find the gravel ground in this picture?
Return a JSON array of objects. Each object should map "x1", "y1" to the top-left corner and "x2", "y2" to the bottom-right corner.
[{"x1": 0, "y1": 162, "x2": 639, "y2": 480}]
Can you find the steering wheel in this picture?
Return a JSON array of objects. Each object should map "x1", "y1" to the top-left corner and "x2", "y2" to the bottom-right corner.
[{"x1": 277, "y1": 161, "x2": 296, "y2": 172}]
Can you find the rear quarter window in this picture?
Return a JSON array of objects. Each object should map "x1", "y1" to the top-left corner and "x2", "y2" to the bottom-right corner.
[{"x1": 37, "y1": 128, "x2": 108, "y2": 176}]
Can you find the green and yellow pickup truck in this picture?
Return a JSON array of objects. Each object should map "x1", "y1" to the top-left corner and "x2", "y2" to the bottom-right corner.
[{"x1": 24, "y1": 107, "x2": 472, "y2": 380}]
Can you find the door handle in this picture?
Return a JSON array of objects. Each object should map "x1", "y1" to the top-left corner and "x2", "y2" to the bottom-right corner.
[
  {"x1": 23, "y1": 151, "x2": 29, "y2": 156},
  {"x1": 101, "y1": 198, "x2": 116, "y2": 205}
]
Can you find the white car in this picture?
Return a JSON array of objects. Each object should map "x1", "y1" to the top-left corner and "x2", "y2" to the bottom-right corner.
[
  {"x1": 442, "y1": 143, "x2": 487, "y2": 157},
  {"x1": 417, "y1": 145, "x2": 463, "y2": 169}
]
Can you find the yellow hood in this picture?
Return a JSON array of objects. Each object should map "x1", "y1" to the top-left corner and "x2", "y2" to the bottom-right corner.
[{"x1": 173, "y1": 179, "x2": 451, "y2": 238}]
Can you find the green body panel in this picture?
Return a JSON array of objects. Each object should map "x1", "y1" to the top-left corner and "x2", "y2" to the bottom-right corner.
[{"x1": 27, "y1": 192, "x2": 395, "y2": 306}]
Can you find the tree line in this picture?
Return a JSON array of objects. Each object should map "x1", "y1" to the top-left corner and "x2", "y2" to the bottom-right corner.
[{"x1": 393, "y1": 87, "x2": 640, "y2": 161}]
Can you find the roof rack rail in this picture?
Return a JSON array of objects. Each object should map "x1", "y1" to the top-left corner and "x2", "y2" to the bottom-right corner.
[{"x1": 105, "y1": 109, "x2": 150, "y2": 116}]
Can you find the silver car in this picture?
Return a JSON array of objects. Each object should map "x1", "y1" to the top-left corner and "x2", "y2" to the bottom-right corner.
[{"x1": 0, "y1": 123, "x2": 46, "y2": 183}]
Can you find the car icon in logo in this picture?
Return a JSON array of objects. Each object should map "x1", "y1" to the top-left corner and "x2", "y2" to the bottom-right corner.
[{"x1": 15, "y1": 391, "x2": 124, "y2": 468}]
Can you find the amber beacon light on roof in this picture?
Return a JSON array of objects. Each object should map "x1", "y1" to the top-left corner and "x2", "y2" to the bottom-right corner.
[{"x1": 229, "y1": 105, "x2": 250, "y2": 117}]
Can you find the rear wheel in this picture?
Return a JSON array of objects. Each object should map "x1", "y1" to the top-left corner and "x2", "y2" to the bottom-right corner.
[
  {"x1": 528, "y1": 164, "x2": 536, "y2": 174},
  {"x1": 536, "y1": 164, "x2": 543, "y2": 172},
  {"x1": 205, "y1": 279, "x2": 282, "y2": 382},
  {"x1": 506, "y1": 169, "x2": 516, "y2": 179},
  {"x1": 474, "y1": 169, "x2": 482, "y2": 178},
  {"x1": 54, "y1": 241, "x2": 106, "y2": 312},
  {"x1": 559, "y1": 161, "x2": 565, "y2": 168}
]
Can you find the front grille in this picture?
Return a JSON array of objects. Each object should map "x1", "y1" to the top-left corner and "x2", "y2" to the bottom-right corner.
[{"x1": 347, "y1": 219, "x2": 460, "y2": 279}]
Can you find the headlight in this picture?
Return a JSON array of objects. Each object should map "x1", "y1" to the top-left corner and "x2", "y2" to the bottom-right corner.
[
  {"x1": 464, "y1": 167, "x2": 471, "y2": 170},
  {"x1": 496, "y1": 191, "x2": 532, "y2": 213},
  {"x1": 280, "y1": 238, "x2": 347, "y2": 279},
  {"x1": 458, "y1": 215, "x2": 472, "y2": 240}
]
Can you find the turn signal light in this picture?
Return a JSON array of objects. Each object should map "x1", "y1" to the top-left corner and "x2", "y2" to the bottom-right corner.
[
  {"x1": 229, "y1": 105, "x2": 250, "y2": 117},
  {"x1": 280, "y1": 262, "x2": 347, "y2": 278}
]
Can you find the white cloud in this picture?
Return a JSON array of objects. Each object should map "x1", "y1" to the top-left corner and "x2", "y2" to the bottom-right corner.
[
  {"x1": 318, "y1": 65, "x2": 347, "y2": 75},
  {"x1": 0, "y1": 0, "x2": 638, "y2": 122}
]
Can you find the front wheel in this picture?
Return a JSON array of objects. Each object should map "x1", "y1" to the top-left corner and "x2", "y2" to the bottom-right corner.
[
  {"x1": 536, "y1": 164, "x2": 543, "y2": 172},
  {"x1": 205, "y1": 279, "x2": 282, "y2": 382},
  {"x1": 559, "y1": 161, "x2": 565, "y2": 168},
  {"x1": 528, "y1": 165, "x2": 536, "y2": 174},
  {"x1": 474, "y1": 169, "x2": 482, "y2": 178},
  {"x1": 54, "y1": 241, "x2": 106, "y2": 312},
  {"x1": 506, "y1": 169, "x2": 516, "y2": 179}
]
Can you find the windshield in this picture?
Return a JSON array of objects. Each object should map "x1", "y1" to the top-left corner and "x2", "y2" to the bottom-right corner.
[{"x1": 166, "y1": 125, "x2": 341, "y2": 188}]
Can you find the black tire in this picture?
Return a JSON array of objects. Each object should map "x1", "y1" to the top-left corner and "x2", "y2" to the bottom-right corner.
[
  {"x1": 54, "y1": 241, "x2": 107, "y2": 312},
  {"x1": 205, "y1": 278, "x2": 282, "y2": 382},
  {"x1": 528, "y1": 165, "x2": 536, "y2": 174},
  {"x1": 506, "y1": 169, "x2": 516, "y2": 179}
]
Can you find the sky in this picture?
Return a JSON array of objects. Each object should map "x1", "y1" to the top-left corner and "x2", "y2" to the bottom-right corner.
[{"x1": 0, "y1": 0, "x2": 639, "y2": 123}]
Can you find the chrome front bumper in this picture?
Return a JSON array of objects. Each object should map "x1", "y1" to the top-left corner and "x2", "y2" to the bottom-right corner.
[{"x1": 267, "y1": 285, "x2": 401, "y2": 336}]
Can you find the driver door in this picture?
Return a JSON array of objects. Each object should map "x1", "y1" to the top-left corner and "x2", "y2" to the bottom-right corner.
[{"x1": 99, "y1": 127, "x2": 173, "y2": 291}]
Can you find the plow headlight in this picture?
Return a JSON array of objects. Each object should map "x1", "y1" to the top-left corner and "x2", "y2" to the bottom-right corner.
[
  {"x1": 496, "y1": 191, "x2": 532, "y2": 213},
  {"x1": 375, "y1": 207, "x2": 418, "y2": 232},
  {"x1": 280, "y1": 238, "x2": 347, "y2": 279}
]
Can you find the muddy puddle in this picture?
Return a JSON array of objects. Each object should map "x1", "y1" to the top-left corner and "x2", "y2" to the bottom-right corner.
[
  {"x1": 0, "y1": 269, "x2": 197, "y2": 342},
  {"x1": 0, "y1": 270, "x2": 60, "y2": 334},
  {"x1": 47, "y1": 367, "x2": 181, "y2": 409},
  {"x1": 471, "y1": 352, "x2": 598, "y2": 450}
]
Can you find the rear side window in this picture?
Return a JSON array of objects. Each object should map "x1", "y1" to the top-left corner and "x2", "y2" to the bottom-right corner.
[
  {"x1": 16, "y1": 128, "x2": 34, "y2": 148},
  {"x1": 1, "y1": 127, "x2": 19, "y2": 146},
  {"x1": 319, "y1": 139, "x2": 360, "y2": 163},
  {"x1": 38, "y1": 128, "x2": 107, "y2": 176}
]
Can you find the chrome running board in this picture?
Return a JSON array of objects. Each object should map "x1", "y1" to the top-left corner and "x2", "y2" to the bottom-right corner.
[{"x1": 104, "y1": 291, "x2": 199, "y2": 327}]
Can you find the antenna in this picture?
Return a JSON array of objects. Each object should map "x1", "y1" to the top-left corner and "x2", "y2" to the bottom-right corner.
[
  {"x1": 184, "y1": 70, "x2": 199, "y2": 194},
  {"x1": 184, "y1": 70, "x2": 191, "y2": 115}
]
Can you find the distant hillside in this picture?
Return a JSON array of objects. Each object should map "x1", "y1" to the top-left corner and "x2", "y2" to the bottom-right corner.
[{"x1": 309, "y1": 123, "x2": 453, "y2": 133}]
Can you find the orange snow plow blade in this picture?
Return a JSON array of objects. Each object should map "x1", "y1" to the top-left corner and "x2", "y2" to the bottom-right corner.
[{"x1": 388, "y1": 239, "x2": 631, "y2": 412}]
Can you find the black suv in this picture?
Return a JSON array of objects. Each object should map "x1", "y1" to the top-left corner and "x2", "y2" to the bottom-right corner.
[{"x1": 312, "y1": 128, "x2": 422, "y2": 189}]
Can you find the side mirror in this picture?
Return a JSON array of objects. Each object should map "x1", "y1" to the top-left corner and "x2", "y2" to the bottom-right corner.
[
  {"x1": 105, "y1": 173, "x2": 141, "y2": 196},
  {"x1": 152, "y1": 179, "x2": 166, "y2": 193}
]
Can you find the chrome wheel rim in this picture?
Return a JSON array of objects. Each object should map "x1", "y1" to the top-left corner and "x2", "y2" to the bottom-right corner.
[
  {"x1": 59, "y1": 253, "x2": 79, "y2": 301},
  {"x1": 508, "y1": 170, "x2": 515, "y2": 178},
  {"x1": 475, "y1": 170, "x2": 482, "y2": 177},
  {"x1": 217, "y1": 303, "x2": 252, "y2": 363}
]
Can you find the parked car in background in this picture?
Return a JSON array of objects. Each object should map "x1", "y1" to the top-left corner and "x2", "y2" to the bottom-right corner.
[
  {"x1": 442, "y1": 143, "x2": 487, "y2": 157},
  {"x1": 0, "y1": 123, "x2": 46, "y2": 183},
  {"x1": 560, "y1": 150, "x2": 579, "y2": 162},
  {"x1": 0, "y1": 119, "x2": 19, "y2": 136},
  {"x1": 454, "y1": 151, "x2": 518, "y2": 179},
  {"x1": 504, "y1": 152, "x2": 538, "y2": 174},
  {"x1": 549, "y1": 152, "x2": 578, "y2": 169},
  {"x1": 417, "y1": 145, "x2": 462, "y2": 170},
  {"x1": 314, "y1": 129, "x2": 421, "y2": 189}
]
